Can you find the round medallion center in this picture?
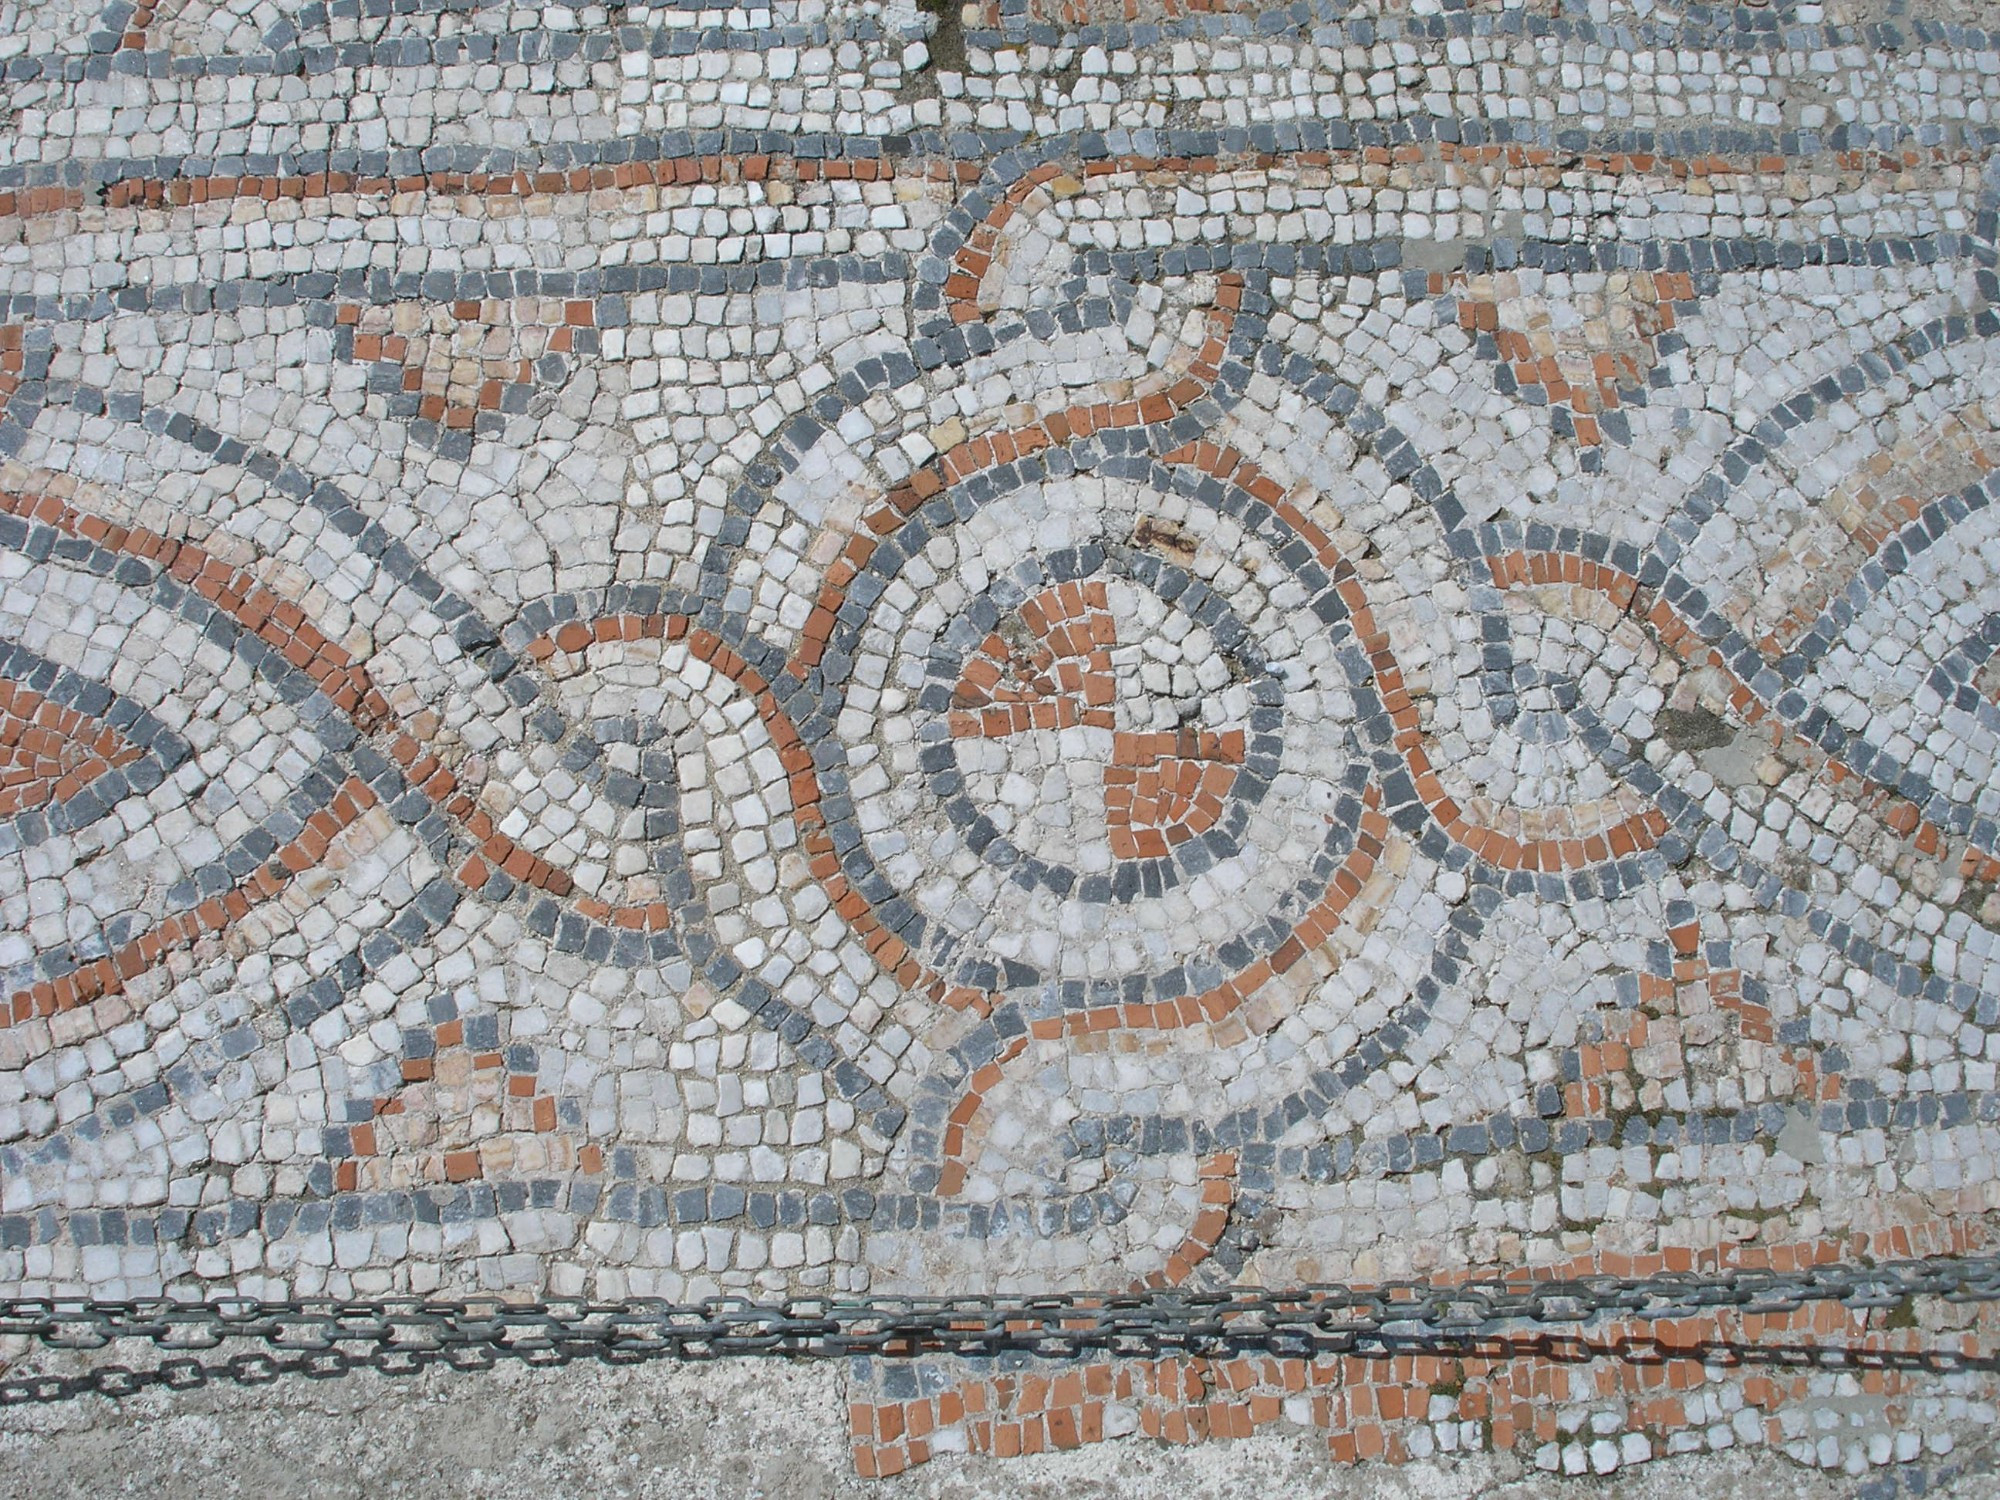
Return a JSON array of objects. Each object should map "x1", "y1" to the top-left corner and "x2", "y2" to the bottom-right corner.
[
  {"x1": 926, "y1": 566, "x2": 1283, "y2": 902},
  {"x1": 842, "y1": 470, "x2": 1375, "y2": 997}
]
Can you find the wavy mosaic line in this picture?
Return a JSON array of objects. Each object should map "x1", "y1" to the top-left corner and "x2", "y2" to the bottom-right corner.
[{"x1": 5, "y1": 0, "x2": 2000, "y2": 1483}]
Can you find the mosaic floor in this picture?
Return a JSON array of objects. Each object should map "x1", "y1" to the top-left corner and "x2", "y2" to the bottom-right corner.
[{"x1": 3, "y1": 0, "x2": 2000, "y2": 1484}]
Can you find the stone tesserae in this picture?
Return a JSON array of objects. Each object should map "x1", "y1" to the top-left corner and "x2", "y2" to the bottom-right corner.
[{"x1": 2, "y1": 0, "x2": 2000, "y2": 1485}]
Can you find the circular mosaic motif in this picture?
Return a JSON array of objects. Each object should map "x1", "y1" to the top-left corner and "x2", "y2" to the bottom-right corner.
[{"x1": 839, "y1": 465, "x2": 1376, "y2": 996}]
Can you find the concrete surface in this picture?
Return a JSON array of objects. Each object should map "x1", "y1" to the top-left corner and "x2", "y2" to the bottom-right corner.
[{"x1": 2, "y1": 1348, "x2": 1993, "y2": 1499}]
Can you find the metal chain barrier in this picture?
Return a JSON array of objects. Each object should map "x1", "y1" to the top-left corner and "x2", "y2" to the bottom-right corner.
[{"x1": 5, "y1": 1255, "x2": 2000, "y2": 1405}]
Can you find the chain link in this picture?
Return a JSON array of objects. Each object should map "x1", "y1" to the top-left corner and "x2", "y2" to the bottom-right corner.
[{"x1": 4, "y1": 1255, "x2": 1998, "y2": 1405}]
